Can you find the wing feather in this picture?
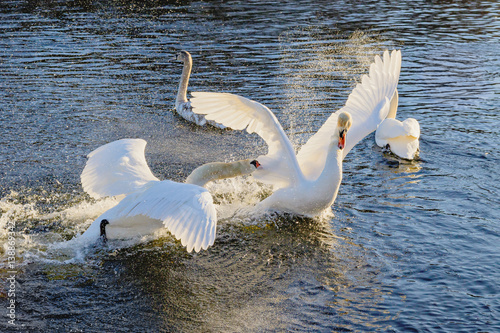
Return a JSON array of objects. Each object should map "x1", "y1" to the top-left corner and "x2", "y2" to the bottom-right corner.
[
  {"x1": 112, "y1": 180, "x2": 217, "y2": 252},
  {"x1": 81, "y1": 139, "x2": 159, "y2": 199},
  {"x1": 191, "y1": 92, "x2": 304, "y2": 187},
  {"x1": 297, "y1": 50, "x2": 402, "y2": 180}
]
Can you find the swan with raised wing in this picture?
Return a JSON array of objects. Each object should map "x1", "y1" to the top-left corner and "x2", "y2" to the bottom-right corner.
[
  {"x1": 375, "y1": 89, "x2": 420, "y2": 159},
  {"x1": 78, "y1": 138, "x2": 260, "y2": 252},
  {"x1": 174, "y1": 50, "x2": 225, "y2": 129},
  {"x1": 190, "y1": 50, "x2": 402, "y2": 216}
]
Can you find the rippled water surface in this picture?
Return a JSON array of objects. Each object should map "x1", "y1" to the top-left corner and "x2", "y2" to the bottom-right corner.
[{"x1": 1, "y1": 1, "x2": 499, "y2": 332}]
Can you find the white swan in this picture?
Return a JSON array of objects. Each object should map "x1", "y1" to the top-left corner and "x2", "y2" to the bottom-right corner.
[
  {"x1": 375, "y1": 89, "x2": 420, "y2": 159},
  {"x1": 190, "y1": 50, "x2": 402, "y2": 216},
  {"x1": 78, "y1": 138, "x2": 259, "y2": 252},
  {"x1": 174, "y1": 50, "x2": 225, "y2": 129}
]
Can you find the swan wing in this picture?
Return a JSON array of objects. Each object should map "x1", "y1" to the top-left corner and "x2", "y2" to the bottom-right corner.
[
  {"x1": 111, "y1": 180, "x2": 217, "y2": 252},
  {"x1": 81, "y1": 139, "x2": 159, "y2": 199},
  {"x1": 190, "y1": 92, "x2": 303, "y2": 187},
  {"x1": 297, "y1": 50, "x2": 402, "y2": 180},
  {"x1": 387, "y1": 88, "x2": 399, "y2": 119}
]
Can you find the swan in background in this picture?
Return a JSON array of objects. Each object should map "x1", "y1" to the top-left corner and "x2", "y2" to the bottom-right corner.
[
  {"x1": 78, "y1": 138, "x2": 259, "y2": 252},
  {"x1": 375, "y1": 89, "x2": 420, "y2": 159},
  {"x1": 190, "y1": 50, "x2": 401, "y2": 216},
  {"x1": 174, "y1": 50, "x2": 225, "y2": 129}
]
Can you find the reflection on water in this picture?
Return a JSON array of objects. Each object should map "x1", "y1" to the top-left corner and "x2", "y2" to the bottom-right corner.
[{"x1": 1, "y1": 0, "x2": 499, "y2": 332}]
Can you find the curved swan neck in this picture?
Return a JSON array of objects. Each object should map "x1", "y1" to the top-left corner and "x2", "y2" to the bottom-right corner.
[
  {"x1": 387, "y1": 88, "x2": 399, "y2": 119},
  {"x1": 185, "y1": 159, "x2": 255, "y2": 187},
  {"x1": 176, "y1": 54, "x2": 192, "y2": 106},
  {"x1": 315, "y1": 141, "x2": 343, "y2": 189}
]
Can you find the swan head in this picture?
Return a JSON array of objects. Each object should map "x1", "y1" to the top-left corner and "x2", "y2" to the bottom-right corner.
[
  {"x1": 175, "y1": 50, "x2": 192, "y2": 63},
  {"x1": 250, "y1": 160, "x2": 261, "y2": 169},
  {"x1": 237, "y1": 159, "x2": 262, "y2": 175},
  {"x1": 337, "y1": 112, "x2": 352, "y2": 150},
  {"x1": 243, "y1": 159, "x2": 262, "y2": 173}
]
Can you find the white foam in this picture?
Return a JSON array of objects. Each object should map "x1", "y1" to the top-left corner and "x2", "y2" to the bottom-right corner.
[
  {"x1": 0, "y1": 172, "x2": 337, "y2": 265},
  {"x1": 0, "y1": 190, "x2": 122, "y2": 267},
  {"x1": 206, "y1": 176, "x2": 273, "y2": 220}
]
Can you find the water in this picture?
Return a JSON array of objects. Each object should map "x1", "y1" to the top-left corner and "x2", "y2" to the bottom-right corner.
[{"x1": 1, "y1": 0, "x2": 499, "y2": 331}]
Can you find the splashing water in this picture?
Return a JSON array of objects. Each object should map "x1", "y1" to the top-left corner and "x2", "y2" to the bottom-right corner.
[
  {"x1": 278, "y1": 29, "x2": 392, "y2": 148},
  {"x1": 0, "y1": 189, "x2": 122, "y2": 267}
]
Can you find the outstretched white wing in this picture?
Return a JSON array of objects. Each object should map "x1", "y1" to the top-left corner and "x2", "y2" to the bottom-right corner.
[
  {"x1": 190, "y1": 92, "x2": 303, "y2": 188},
  {"x1": 119, "y1": 181, "x2": 217, "y2": 252},
  {"x1": 81, "y1": 138, "x2": 159, "y2": 199},
  {"x1": 297, "y1": 50, "x2": 402, "y2": 180},
  {"x1": 93, "y1": 180, "x2": 217, "y2": 252}
]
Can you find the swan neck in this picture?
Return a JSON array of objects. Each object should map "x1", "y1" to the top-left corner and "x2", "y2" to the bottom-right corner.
[
  {"x1": 185, "y1": 159, "x2": 254, "y2": 187},
  {"x1": 315, "y1": 143, "x2": 343, "y2": 190},
  {"x1": 176, "y1": 56, "x2": 192, "y2": 106},
  {"x1": 387, "y1": 89, "x2": 398, "y2": 119}
]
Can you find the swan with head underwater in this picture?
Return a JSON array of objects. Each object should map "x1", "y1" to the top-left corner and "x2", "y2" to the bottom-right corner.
[
  {"x1": 190, "y1": 50, "x2": 402, "y2": 217},
  {"x1": 174, "y1": 50, "x2": 225, "y2": 129},
  {"x1": 77, "y1": 138, "x2": 261, "y2": 252},
  {"x1": 375, "y1": 89, "x2": 420, "y2": 159}
]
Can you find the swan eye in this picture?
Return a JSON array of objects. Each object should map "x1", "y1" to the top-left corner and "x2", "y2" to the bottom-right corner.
[{"x1": 250, "y1": 160, "x2": 261, "y2": 168}]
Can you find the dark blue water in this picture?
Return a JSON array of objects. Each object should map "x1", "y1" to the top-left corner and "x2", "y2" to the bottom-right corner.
[{"x1": 1, "y1": 1, "x2": 499, "y2": 332}]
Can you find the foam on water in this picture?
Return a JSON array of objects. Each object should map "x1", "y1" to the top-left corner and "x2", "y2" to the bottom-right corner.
[
  {"x1": 0, "y1": 174, "x2": 296, "y2": 266},
  {"x1": 0, "y1": 190, "x2": 122, "y2": 267}
]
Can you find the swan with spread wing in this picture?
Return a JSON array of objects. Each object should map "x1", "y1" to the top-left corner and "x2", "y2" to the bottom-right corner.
[
  {"x1": 78, "y1": 138, "x2": 260, "y2": 252},
  {"x1": 190, "y1": 50, "x2": 402, "y2": 216}
]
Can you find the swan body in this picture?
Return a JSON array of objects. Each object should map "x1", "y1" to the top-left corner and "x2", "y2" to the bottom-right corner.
[
  {"x1": 375, "y1": 89, "x2": 420, "y2": 159},
  {"x1": 174, "y1": 50, "x2": 225, "y2": 129},
  {"x1": 190, "y1": 50, "x2": 401, "y2": 216},
  {"x1": 257, "y1": 130, "x2": 345, "y2": 216},
  {"x1": 79, "y1": 138, "x2": 258, "y2": 252}
]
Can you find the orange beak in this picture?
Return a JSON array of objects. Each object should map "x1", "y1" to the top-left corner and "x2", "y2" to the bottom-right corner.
[{"x1": 338, "y1": 130, "x2": 346, "y2": 150}]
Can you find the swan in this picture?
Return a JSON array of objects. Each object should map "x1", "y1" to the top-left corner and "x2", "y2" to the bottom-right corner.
[
  {"x1": 174, "y1": 50, "x2": 225, "y2": 129},
  {"x1": 78, "y1": 138, "x2": 260, "y2": 252},
  {"x1": 190, "y1": 50, "x2": 402, "y2": 216},
  {"x1": 375, "y1": 89, "x2": 420, "y2": 159}
]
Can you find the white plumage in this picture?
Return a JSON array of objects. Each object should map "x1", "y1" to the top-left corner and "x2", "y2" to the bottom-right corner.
[
  {"x1": 190, "y1": 91, "x2": 302, "y2": 188},
  {"x1": 79, "y1": 139, "x2": 217, "y2": 252},
  {"x1": 297, "y1": 50, "x2": 402, "y2": 180},
  {"x1": 174, "y1": 50, "x2": 225, "y2": 129},
  {"x1": 191, "y1": 50, "x2": 402, "y2": 216},
  {"x1": 375, "y1": 90, "x2": 420, "y2": 159},
  {"x1": 79, "y1": 138, "x2": 259, "y2": 252},
  {"x1": 81, "y1": 139, "x2": 158, "y2": 198}
]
